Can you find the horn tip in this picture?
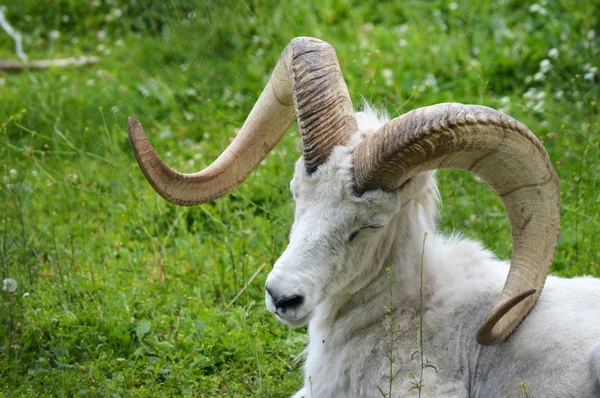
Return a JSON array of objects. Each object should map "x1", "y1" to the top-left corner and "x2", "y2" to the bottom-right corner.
[
  {"x1": 475, "y1": 288, "x2": 537, "y2": 346},
  {"x1": 128, "y1": 116, "x2": 141, "y2": 129}
]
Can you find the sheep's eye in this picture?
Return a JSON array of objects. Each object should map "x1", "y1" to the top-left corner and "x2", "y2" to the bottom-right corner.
[
  {"x1": 348, "y1": 230, "x2": 360, "y2": 242},
  {"x1": 347, "y1": 225, "x2": 383, "y2": 243}
]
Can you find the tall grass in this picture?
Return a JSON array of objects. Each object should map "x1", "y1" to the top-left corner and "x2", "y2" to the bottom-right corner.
[{"x1": 1, "y1": 0, "x2": 598, "y2": 395}]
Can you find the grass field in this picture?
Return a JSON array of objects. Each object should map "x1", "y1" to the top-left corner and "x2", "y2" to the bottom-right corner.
[{"x1": 0, "y1": 0, "x2": 598, "y2": 396}]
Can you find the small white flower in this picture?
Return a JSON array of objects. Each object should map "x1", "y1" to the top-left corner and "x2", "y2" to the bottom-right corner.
[
  {"x1": 3, "y1": 278, "x2": 17, "y2": 293},
  {"x1": 112, "y1": 8, "x2": 123, "y2": 18},
  {"x1": 587, "y1": 30, "x2": 596, "y2": 41},
  {"x1": 533, "y1": 71, "x2": 545, "y2": 81},
  {"x1": 424, "y1": 73, "x2": 437, "y2": 87},
  {"x1": 382, "y1": 69, "x2": 394, "y2": 87},
  {"x1": 584, "y1": 72, "x2": 595, "y2": 81},
  {"x1": 31, "y1": 170, "x2": 39, "y2": 178},
  {"x1": 396, "y1": 24, "x2": 409, "y2": 33},
  {"x1": 529, "y1": 4, "x2": 548, "y2": 15},
  {"x1": 9, "y1": 169, "x2": 17, "y2": 181},
  {"x1": 115, "y1": 39, "x2": 125, "y2": 47},
  {"x1": 97, "y1": 30, "x2": 107, "y2": 41},
  {"x1": 398, "y1": 39, "x2": 408, "y2": 47},
  {"x1": 554, "y1": 90, "x2": 564, "y2": 100},
  {"x1": 448, "y1": 2, "x2": 458, "y2": 10},
  {"x1": 583, "y1": 64, "x2": 598, "y2": 74},
  {"x1": 23, "y1": 292, "x2": 29, "y2": 298},
  {"x1": 539, "y1": 59, "x2": 552, "y2": 73},
  {"x1": 548, "y1": 48, "x2": 559, "y2": 59},
  {"x1": 86, "y1": 79, "x2": 95, "y2": 86}
]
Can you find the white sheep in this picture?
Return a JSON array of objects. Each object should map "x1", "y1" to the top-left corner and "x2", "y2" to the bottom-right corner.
[{"x1": 129, "y1": 37, "x2": 600, "y2": 397}]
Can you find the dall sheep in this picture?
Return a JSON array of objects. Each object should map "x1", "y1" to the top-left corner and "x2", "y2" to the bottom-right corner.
[{"x1": 129, "y1": 37, "x2": 600, "y2": 397}]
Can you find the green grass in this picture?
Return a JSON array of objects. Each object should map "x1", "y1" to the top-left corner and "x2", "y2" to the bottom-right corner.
[{"x1": 1, "y1": 0, "x2": 598, "y2": 396}]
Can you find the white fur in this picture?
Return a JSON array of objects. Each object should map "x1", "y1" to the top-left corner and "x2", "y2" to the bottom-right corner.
[{"x1": 264, "y1": 107, "x2": 600, "y2": 397}]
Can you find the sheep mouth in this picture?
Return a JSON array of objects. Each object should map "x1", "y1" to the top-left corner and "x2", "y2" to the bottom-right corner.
[{"x1": 275, "y1": 310, "x2": 313, "y2": 327}]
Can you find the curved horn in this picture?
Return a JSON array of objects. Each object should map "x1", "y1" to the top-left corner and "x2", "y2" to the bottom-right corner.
[
  {"x1": 129, "y1": 37, "x2": 356, "y2": 205},
  {"x1": 353, "y1": 103, "x2": 560, "y2": 345}
]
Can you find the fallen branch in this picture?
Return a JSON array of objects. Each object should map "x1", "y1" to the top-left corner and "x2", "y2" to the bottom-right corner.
[
  {"x1": 0, "y1": 6, "x2": 99, "y2": 71},
  {"x1": 0, "y1": 56, "x2": 99, "y2": 71}
]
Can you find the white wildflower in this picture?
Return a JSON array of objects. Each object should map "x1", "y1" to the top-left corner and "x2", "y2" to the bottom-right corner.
[
  {"x1": 31, "y1": 170, "x2": 39, "y2": 178},
  {"x1": 448, "y1": 2, "x2": 458, "y2": 10},
  {"x1": 524, "y1": 88, "x2": 546, "y2": 112},
  {"x1": 111, "y1": 8, "x2": 123, "y2": 18},
  {"x1": 3, "y1": 278, "x2": 17, "y2": 293},
  {"x1": 539, "y1": 59, "x2": 552, "y2": 73},
  {"x1": 23, "y1": 292, "x2": 29, "y2": 298},
  {"x1": 587, "y1": 30, "x2": 596, "y2": 41},
  {"x1": 529, "y1": 4, "x2": 548, "y2": 15},
  {"x1": 86, "y1": 79, "x2": 95, "y2": 86},
  {"x1": 554, "y1": 90, "x2": 564, "y2": 100},
  {"x1": 584, "y1": 72, "x2": 595, "y2": 81},
  {"x1": 97, "y1": 30, "x2": 107, "y2": 41},
  {"x1": 424, "y1": 73, "x2": 437, "y2": 87},
  {"x1": 395, "y1": 24, "x2": 409, "y2": 33},
  {"x1": 381, "y1": 69, "x2": 394, "y2": 87},
  {"x1": 548, "y1": 48, "x2": 559, "y2": 59},
  {"x1": 50, "y1": 30, "x2": 60, "y2": 40},
  {"x1": 533, "y1": 71, "x2": 545, "y2": 81},
  {"x1": 9, "y1": 169, "x2": 17, "y2": 181},
  {"x1": 62, "y1": 15, "x2": 70, "y2": 23},
  {"x1": 398, "y1": 39, "x2": 408, "y2": 47},
  {"x1": 115, "y1": 39, "x2": 125, "y2": 47}
]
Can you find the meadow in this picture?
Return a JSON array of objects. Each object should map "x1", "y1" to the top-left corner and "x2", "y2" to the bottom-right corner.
[{"x1": 0, "y1": 0, "x2": 598, "y2": 396}]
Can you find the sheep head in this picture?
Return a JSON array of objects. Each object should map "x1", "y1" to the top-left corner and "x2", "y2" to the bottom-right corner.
[{"x1": 129, "y1": 37, "x2": 560, "y2": 346}]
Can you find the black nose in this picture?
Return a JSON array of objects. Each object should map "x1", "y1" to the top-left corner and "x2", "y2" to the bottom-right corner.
[{"x1": 266, "y1": 286, "x2": 304, "y2": 312}]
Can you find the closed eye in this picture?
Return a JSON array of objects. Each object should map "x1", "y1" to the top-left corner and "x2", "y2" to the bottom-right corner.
[{"x1": 348, "y1": 225, "x2": 383, "y2": 243}]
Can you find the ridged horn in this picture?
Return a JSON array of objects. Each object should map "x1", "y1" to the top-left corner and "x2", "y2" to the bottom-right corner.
[
  {"x1": 353, "y1": 103, "x2": 560, "y2": 345},
  {"x1": 129, "y1": 37, "x2": 356, "y2": 205}
]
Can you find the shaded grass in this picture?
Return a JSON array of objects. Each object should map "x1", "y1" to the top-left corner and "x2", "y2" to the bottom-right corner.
[{"x1": 0, "y1": 0, "x2": 598, "y2": 396}]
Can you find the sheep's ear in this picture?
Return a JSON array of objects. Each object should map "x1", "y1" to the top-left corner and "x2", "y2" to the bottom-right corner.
[
  {"x1": 353, "y1": 103, "x2": 560, "y2": 345},
  {"x1": 398, "y1": 171, "x2": 435, "y2": 204}
]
